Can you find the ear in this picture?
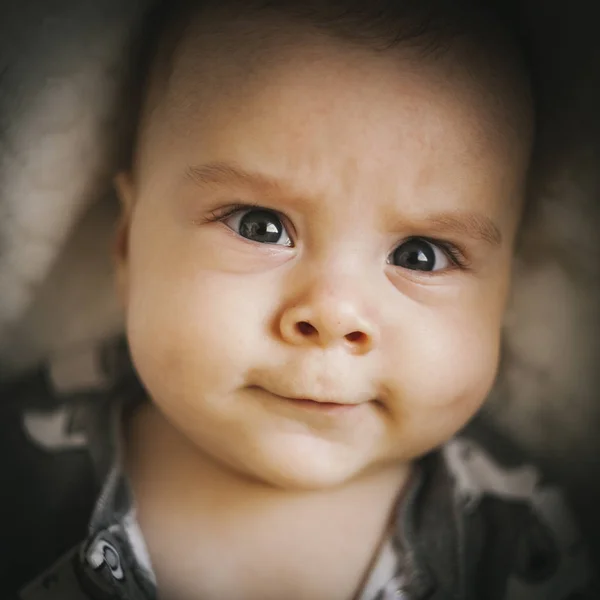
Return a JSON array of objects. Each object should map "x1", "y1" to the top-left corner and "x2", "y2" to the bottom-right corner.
[{"x1": 113, "y1": 171, "x2": 136, "y2": 309}]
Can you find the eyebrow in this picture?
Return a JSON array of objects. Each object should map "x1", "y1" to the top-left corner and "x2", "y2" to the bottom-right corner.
[
  {"x1": 419, "y1": 212, "x2": 503, "y2": 246},
  {"x1": 184, "y1": 161, "x2": 503, "y2": 246},
  {"x1": 185, "y1": 161, "x2": 284, "y2": 196}
]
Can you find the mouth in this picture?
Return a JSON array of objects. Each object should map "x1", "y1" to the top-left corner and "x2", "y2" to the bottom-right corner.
[
  {"x1": 250, "y1": 386, "x2": 366, "y2": 414},
  {"x1": 282, "y1": 397, "x2": 358, "y2": 412}
]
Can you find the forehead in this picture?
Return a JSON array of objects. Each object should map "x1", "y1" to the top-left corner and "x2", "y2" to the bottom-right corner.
[{"x1": 136, "y1": 15, "x2": 531, "y2": 223}]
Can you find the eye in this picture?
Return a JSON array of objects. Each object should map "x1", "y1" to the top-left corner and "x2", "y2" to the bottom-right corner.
[
  {"x1": 224, "y1": 208, "x2": 293, "y2": 246},
  {"x1": 389, "y1": 238, "x2": 451, "y2": 272}
]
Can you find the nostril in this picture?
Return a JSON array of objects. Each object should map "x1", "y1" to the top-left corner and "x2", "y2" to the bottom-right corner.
[
  {"x1": 297, "y1": 321, "x2": 317, "y2": 336},
  {"x1": 345, "y1": 331, "x2": 366, "y2": 343}
]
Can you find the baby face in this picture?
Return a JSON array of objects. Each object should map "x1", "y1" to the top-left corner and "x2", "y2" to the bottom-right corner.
[{"x1": 116, "y1": 20, "x2": 531, "y2": 489}]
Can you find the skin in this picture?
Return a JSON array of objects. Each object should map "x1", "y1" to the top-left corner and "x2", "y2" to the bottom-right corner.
[{"x1": 114, "y1": 13, "x2": 532, "y2": 599}]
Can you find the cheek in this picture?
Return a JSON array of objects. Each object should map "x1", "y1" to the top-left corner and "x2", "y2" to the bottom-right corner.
[
  {"x1": 382, "y1": 288, "x2": 506, "y2": 453},
  {"x1": 124, "y1": 212, "x2": 275, "y2": 405},
  {"x1": 417, "y1": 307, "x2": 502, "y2": 406}
]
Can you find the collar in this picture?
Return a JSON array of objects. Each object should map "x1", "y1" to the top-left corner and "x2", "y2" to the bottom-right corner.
[{"x1": 76, "y1": 388, "x2": 157, "y2": 600}]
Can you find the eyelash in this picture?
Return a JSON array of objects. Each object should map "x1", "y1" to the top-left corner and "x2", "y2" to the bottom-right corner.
[
  {"x1": 202, "y1": 202, "x2": 269, "y2": 224},
  {"x1": 200, "y1": 203, "x2": 470, "y2": 270},
  {"x1": 421, "y1": 238, "x2": 469, "y2": 270}
]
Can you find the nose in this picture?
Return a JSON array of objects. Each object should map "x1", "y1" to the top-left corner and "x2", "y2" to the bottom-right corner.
[{"x1": 278, "y1": 279, "x2": 378, "y2": 354}]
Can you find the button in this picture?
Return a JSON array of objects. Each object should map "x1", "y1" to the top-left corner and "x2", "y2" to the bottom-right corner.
[
  {"x1": 87, "y1": 538, "x2": 125, "y2": 581},
  {"x1": 103, "y1": 545, "x2": 120, "y2": 571}
]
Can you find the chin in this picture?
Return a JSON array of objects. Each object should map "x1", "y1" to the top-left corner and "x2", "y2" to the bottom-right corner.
[
  {"x1": 231, "y1": 444, "x2": 366, "y2": 491},
  {"x1": 254, "y1": 465, "x2": 359, "y2": 491}
]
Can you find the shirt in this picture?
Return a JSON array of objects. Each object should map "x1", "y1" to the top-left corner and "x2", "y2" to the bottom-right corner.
[{"x1": 1, "y1": 336, "x2": 595, "y2": 600}]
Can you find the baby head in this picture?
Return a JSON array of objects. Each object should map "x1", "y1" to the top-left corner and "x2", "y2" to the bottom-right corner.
[{"x1": 114, "y1": 0, "x2": 533, "y2": 490}]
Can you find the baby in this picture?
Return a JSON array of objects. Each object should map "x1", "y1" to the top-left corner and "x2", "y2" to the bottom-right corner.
[{"x1": 15, "y1": 0, "x2": 595, "y2": 598}]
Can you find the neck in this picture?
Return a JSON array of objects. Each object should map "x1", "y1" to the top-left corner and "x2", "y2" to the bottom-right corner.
[{"x1": 125, "y1": 402, "x2": 411, "y2": 600}]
